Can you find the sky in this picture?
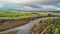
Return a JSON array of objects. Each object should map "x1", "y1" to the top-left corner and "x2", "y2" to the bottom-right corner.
[{"x1": 0, "y1": 0, "x2": 60, "y2": 11}]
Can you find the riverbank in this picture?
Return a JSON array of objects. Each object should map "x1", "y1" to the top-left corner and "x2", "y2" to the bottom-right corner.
[
  {"x1": 30, "y1": 17, "x2": 60, "y2": 34},
  {"x1": 0, "y1": 17, "x2": 60, "y2": 34},
  {"x1": 0, "y1": 17, "x2": 37, "y2": 32}
]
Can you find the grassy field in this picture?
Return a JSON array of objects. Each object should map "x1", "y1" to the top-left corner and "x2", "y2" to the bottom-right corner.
[
  {"x1": 0, "y1": 11, "x2": 38, "y2": 19},
  {"x1": 0, "y1": 10, "x2": 60, "y2": 34},
  {"x1": 0, "y1": 10, "x2": 60, "y2": 19},
  {"x1": 37, "y1": 12, "x2": 60, "y2": 17}
]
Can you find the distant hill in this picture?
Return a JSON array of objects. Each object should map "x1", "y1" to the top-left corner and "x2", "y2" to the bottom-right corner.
[{"x1": 0, "y1": 10, "x2": 60, "y2": 13}]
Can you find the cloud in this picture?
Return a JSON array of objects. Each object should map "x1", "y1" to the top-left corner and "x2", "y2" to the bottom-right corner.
[
  {"x1": 0, "y1": 4, "x2": 3, "y2": 8},
  {"x1": 0, "y1": 0, "x2": 60, "y2": 6},
  {"x1": 56, "y1": 8, "x2": 60, "y2": 10},
  {"x1": 15, "y1": 6, "x2": 42, "y2": 11},
  {"x1": 0, "y1": 2, "x2": 4, "y2": 8},
  {"x1": 58, "y1": 3, "x2": 60, "y2": 7},
  {"x1": 15, "y1": 5, "x2": 60, "y2": 11},
  {"x1": 40, "y1": 5, "x2": 57, "y2": 10},
  {"x1": 0, "y1": 0, "x2": 60, "y2": 11}
]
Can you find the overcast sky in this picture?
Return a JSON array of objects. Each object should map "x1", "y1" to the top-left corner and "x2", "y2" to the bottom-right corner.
[{"x1": 0, "y1": 0, "x2": 60, "y2": 11}]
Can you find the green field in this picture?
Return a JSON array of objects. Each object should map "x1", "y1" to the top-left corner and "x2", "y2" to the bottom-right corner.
[
  {"x1": 0, "y1": 11, "x2": 60, "y2": 19},
  {"x1": 0, "y1": 10, "x2": 60, "y2": 34},
  {"x1": 38, "y1": 12, "x2": 60, "y2": 16},
  {"x1": 0, "y1": 11, "x2": 38, "y2": 19}
]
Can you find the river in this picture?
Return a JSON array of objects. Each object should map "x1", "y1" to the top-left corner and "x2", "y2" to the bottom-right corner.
[
  {"x1": 0, "y1": 17, "x2": 60, "y2": 34},
  {"x1": 0, "y1": 18, "x2": 40, "y2": 34}
]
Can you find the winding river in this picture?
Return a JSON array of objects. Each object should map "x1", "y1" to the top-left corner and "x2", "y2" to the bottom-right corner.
[{"x1": 0, "y1": 17, "x2": 60, "y2": 34}]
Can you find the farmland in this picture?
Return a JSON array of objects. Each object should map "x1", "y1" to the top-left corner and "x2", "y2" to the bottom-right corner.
[
  {"x1": 0, "y1": 10, "x2": 60, "y2": 34},
  {"x1": 0, "y1": 11, "x2": 38, "y2": 19},
  {"x1": 0, "y1": 11, "x2": 60, "y2": 19}
]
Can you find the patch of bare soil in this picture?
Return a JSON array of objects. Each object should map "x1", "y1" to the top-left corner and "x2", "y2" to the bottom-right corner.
[{"x1": 0, "y1": 17, "x2": 36, "y2": 32}]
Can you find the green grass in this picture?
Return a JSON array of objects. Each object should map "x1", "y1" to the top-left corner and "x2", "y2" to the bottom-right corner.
[
  {"x1": 30, "y1": 18, "x2": 60, "y2": 34},
  {"x1": 45, "y1": 18, "x2": 60, "y2": 34},
  {"x1": 38, "y1": 12, "x2": 60, "y2": 16},
  {"x1": 0, "y1": 11, "x2": 60, "y2": 19},
  {"x1": 54, "y1": 28, "x2": 60, "y2": 34},
  {"x1": 0, "y1": 11, "x2": 38, "y2": 19}
]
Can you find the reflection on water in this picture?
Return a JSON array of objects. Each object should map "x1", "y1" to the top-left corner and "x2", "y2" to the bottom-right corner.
[
  {"x1": 16, "y1": 18, "x2": 40, "y2": 34},
  {"x1": 0, "y1": 17, "x2": 59, "y2": 34},
  {"x1": 0, "y1": 18, "x2": 40, "y2": 34}
]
